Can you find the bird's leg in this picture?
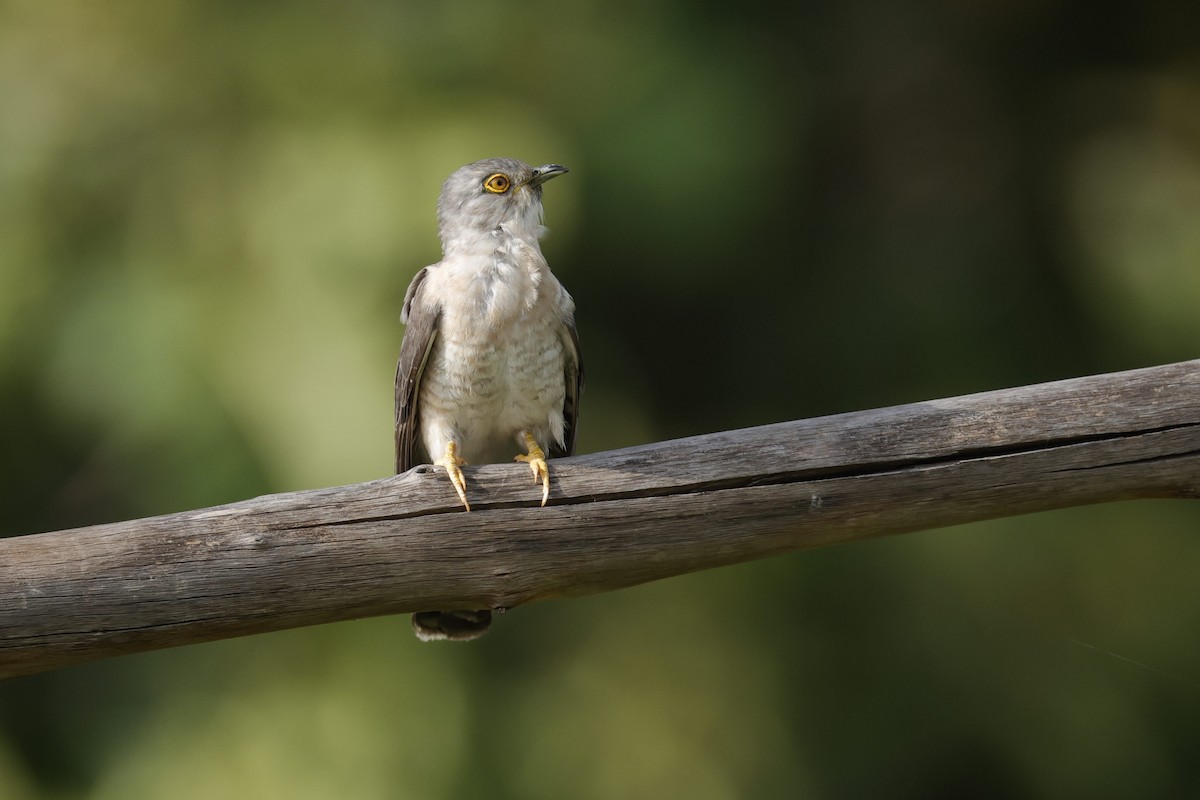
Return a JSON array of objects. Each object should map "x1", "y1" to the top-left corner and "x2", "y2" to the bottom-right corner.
[
  {"x1": 435, "y1": 441, "x2": 471, "y2": 511},
  {"x1": 514, "y1": 431, "x2": 551, "y2": 506}
]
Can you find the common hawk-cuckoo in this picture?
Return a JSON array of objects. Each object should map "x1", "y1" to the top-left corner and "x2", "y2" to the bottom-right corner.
[{"x1": 394, "y1": 157, "x2": 582, "y2": 641}]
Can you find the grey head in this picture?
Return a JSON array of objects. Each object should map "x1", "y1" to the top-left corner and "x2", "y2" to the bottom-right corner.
[{"x1": 436, "y1": 157, "x2": 568, "y2": 253}]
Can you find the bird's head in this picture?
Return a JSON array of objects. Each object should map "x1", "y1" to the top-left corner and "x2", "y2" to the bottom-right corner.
[{"x1": 436, "y1": 158, "x2": 568, "y2": 254}]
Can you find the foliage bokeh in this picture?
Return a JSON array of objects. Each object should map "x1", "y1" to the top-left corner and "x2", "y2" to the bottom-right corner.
[{"x1": 2, "y1": 0, "x2": 1199, "y2": 797}]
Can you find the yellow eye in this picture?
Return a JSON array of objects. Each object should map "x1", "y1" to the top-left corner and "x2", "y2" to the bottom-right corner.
[{"x1": 483, "y1": 173, "x2": 511, "y2": 194}]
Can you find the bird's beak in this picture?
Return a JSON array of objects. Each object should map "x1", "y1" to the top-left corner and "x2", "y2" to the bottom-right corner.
[{"x1": 526, "y1": 164, "x2": 569, "y2": 187}]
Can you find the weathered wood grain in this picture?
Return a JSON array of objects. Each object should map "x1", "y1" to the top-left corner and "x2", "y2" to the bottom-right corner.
[{"x1": 2, "y1": 360, "x2": 1197, "y2": 678}]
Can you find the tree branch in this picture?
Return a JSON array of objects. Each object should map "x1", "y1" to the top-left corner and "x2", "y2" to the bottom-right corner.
[{"x1": 3, "y1": 360, "x2": 1198, "y2": 679}]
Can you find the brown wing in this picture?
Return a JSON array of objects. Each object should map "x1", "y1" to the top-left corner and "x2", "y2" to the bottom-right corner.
[
  {"x1": 551, "y1": 318, "x2": 583, "y2": 459},
  {"x1": 394, "y1": 267, "x2": 440, "y2": 473}
]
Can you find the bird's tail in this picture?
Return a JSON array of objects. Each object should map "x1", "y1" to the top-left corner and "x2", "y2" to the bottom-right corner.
[{"x1": 411, "y1": 610, "x2": 492, "y2": 641}]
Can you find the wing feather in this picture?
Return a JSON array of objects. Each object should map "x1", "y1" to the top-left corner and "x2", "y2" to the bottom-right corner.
[
  {"x1": 394, "y1": 267, "x2": 440, "y2": 473},
  {"x1": 552, "y1": 319, "x2": 584, "y2": 459}
]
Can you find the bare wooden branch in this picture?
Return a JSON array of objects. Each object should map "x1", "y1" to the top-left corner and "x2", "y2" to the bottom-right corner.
[{"x1": 2, "y1": 360, "x2": 1197, "y2": 678}]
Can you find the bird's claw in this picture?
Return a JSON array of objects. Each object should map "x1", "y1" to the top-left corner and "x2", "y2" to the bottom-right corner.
[
  {"x1": 436, "y1": 442, "x2": 471, "y2": 511},
  {"x1": 515, "y1": 433, "x2": 551, "y2": 506}
]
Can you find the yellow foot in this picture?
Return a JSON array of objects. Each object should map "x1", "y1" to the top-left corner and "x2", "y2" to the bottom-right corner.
[
  {"x1": 514, "y1": 432, "x2": 551, "y2": 506},
  {"x1": 435, "y1": 442, "x2": 470, "y2": 511}
]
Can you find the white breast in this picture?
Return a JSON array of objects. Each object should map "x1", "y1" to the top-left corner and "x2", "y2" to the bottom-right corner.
[{"x1": 416, "y1": 242, "x2": 571, "y2": 465}]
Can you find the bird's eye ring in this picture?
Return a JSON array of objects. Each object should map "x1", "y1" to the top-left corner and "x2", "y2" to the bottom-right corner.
[{"x1": 483, "y1": 174, "x2": 511, "y2": 194}]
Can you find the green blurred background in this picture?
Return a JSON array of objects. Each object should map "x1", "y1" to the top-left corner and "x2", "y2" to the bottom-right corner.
[{"x1": 2, "y1": 0, "x2": 1199, "y2": 797}]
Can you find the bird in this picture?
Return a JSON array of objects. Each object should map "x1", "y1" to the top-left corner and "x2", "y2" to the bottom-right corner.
[{"x1": 394, "y1": 157, "x2": 582, "y2": 641}]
